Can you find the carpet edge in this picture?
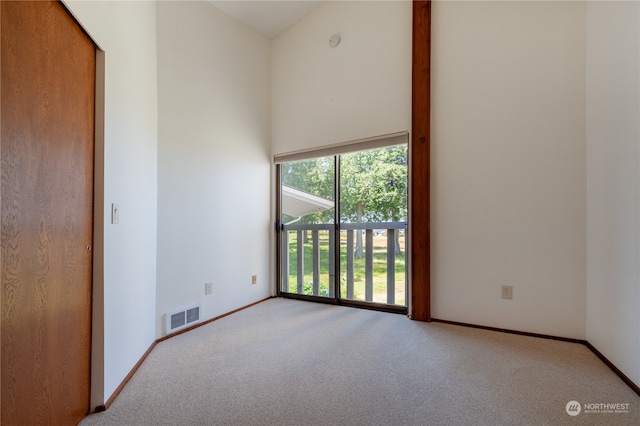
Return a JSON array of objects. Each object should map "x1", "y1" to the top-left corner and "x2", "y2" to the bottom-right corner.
[{"x1": 431, "y1": 317, "x2": 640, "y2": 397}]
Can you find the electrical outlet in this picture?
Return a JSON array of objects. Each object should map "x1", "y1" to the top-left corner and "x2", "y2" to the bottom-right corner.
[
  {"x1": 205, "y1": 282, "x2": 212, "y2": 295},
  {"x1": 251, "y1": 275, "x2": 257, "y2": 285},
  {"x1": 501, "y1": 285, "x2": 513, "y2": 300}
]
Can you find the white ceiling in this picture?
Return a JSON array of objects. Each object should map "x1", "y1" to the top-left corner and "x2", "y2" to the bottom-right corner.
[{"x1": 209, "y1": 1, "x2": 324, "y2": 39}]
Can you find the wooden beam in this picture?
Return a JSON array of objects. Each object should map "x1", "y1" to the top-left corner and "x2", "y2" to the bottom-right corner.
[{"x1": 411, "y1": 0, "x2": 431, "y2": 321}]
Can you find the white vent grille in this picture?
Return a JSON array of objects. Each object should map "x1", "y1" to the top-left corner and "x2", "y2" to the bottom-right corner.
[{"x1": 165, "y1": 304, "x2": 201, "y2": 335}]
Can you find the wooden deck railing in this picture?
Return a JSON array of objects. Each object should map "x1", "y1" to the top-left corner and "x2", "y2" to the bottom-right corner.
[{"x1": 282, "y1": 222, "x2": 407, "y2": 306}]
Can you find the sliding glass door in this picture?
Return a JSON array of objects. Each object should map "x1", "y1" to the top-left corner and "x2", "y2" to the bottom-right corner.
[{"x1": 277, "y1": 141, "x2": 408, "y2": 312}]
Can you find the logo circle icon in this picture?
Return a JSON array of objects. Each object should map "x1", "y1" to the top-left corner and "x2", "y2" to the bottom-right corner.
[{"x1": 566, "y1": 401, "x2": 581, "y2": 416}]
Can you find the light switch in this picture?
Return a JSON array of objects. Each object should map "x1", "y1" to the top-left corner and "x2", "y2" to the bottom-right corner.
[{"x1": 112, "y1": 203, "x2": 120, "y2": 224}]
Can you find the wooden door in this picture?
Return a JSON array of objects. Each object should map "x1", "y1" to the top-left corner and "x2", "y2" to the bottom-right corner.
[{"x1": 1, "y1": 1, "x2": 95, "y2": 424}]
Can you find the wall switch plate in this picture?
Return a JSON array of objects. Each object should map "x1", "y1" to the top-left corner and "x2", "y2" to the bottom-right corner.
[
  {"x1": 251, "y1": 275, "x2": 257, "y2": 285},
  {"x1": 501, "y1": 285, "x2": 513, "y2": 300},
  {"x1": 205, "y1": 282, "x2": 212, "y2": 295},
  {"x1": 111, "y1": 203, "x2": 120, "y2": 224}
]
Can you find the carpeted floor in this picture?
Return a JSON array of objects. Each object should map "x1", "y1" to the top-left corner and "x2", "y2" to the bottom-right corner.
[{"x1": 81, "y1": 298, "x2": 639, "y2": 425}]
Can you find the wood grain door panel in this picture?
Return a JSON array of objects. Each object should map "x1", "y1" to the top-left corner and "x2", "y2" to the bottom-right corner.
[{"x1": 1, "y1": 1, "x2": 95, "y2": 424}]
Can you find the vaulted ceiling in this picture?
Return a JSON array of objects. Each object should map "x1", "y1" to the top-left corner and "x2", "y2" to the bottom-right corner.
[{"x1": 209, "y1": 1, "x2": 324, "y2": 39}]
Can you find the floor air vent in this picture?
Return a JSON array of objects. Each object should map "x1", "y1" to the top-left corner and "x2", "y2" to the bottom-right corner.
[{"x1": 165, "y1": 304, "x2": 201, "y2": 335}]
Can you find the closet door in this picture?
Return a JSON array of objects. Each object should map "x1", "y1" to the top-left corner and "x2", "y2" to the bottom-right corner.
[{"x1": 1, "y1": 1, "x2": 95, "y2": 424}]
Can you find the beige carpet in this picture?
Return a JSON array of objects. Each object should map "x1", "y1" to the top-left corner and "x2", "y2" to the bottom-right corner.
[{"x1": 81, "y1": 298, "x2": 639, "y2": 425}]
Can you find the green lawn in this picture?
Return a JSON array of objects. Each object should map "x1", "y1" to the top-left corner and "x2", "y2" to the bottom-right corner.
[{"x1": 284, "y1": 230, "x2": 406, "y2": 306}]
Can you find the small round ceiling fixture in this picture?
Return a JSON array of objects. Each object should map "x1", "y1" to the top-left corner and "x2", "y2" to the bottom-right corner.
[{"x1": 329, "y1": 33, "x2": 341, "y2": 48}]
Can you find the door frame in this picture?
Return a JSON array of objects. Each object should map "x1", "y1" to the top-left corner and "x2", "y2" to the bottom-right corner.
[{"x1": 275, "y1": 142, "x2": 409, "y2": 315}]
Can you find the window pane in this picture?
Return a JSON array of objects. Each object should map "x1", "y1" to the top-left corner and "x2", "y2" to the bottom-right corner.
[
  {"x1": 280, "y1": 157, "x2": 335, "y2": 298},
  {"x1": 339, "y1": 144, "x2": 407, "y2": 306}
]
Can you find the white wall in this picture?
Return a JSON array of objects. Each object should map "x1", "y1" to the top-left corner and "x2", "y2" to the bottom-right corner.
[
  {"x1": 60, "y1": 0, "x2": 640, "y2": 408},
  {"x1": 156, "y1": 1, "x2": 271, "y2": 338},
  {"x1": 63, "y1": 0, "x2": 159, "y2": 408},
  {"x1": 430, "y1": 1, "x2": 587, "y2": 339},
  {"x1": 586, "y1": 1, "x2": 640, "y2": 386},
  {"x1": 271, "y1": 0, "x2": 411, "y2": 155}
]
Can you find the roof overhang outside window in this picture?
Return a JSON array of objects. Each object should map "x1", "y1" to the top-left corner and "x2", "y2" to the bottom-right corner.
[{"x1": 281, "y1": 185, "x2": 334, "y2": 218}]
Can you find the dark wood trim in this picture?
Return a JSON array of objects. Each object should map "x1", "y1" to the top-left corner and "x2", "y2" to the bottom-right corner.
[
  {"x1": 156, "y1": 297, "x2": 273, "y2": 343},
  {"x1": 95, "y1": 341, "x2": 157, "y2": 412},
  {"x1": 585, "y1": 341, "x2": 640, "y2": 397},
  {"x1": 96, "y1": 304, "x2": 640, "y2": 413},
  {"x1": 410, "y1": 0, "x2": 431, "y2": 321},
  {"x1": 432, "y1": 318, "x2": 640, "y2": 397},
  {"x1": 96, "y1": 297, "x2": 274, "y2": 412},
  {"x1": 431, "y1": 318, "x2": 586, "y2": 344},
  {"x1": 0, "y1": 1, "x2": 3, "y2": 414}
]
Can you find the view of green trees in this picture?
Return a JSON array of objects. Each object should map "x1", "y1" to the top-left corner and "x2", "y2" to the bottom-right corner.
[
  {"x1": 281, "y1": 144, "x2": 408, "y2": 225},
  {"x1": 340, "y1": 145, "x2": 408, "y2": 224},
  {"x1": 280, "y1": 144, "x2": 408, "y2": 305}
]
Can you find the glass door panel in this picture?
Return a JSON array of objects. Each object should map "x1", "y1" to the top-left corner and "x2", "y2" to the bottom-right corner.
[
  {"x1": 280, "y1": 157, "x2": 335, "y2": 298},
  {"x1": 338, "y1": 144, "x2": 407, "y2": 307}
]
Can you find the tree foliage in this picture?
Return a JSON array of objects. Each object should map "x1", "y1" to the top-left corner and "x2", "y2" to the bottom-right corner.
[
  {"x1": 281, "y1": 156, "x2": 335, "y2": 224},
  {"x1": 340, "y1": 145, "x2": 407, "y2": 223},
  {"x1": 280, "y1": 144, "x2": 407, "y2": 226}
]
